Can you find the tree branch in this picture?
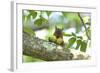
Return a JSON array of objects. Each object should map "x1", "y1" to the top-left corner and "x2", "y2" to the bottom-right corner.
[
  {"x1": 77, "y1": 13, "x2": 91, "y2": 40},
  {"x1": 23, "y1": 32, "x2": 73, "y2": 61}
]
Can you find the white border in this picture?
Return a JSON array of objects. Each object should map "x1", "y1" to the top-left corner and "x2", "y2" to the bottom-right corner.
[{"x1": 11, "y1": 1, "x2": 97, "y2": 72}]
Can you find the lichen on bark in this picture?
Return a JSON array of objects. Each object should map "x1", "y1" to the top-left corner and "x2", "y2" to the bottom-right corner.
[{"x1": 23, "y1": 32, "x2": 73, "y2": 61}]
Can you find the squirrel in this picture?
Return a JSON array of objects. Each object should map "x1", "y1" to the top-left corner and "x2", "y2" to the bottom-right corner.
[
  {"x1": 49, "y1": 26, "x2": 73, "y2": 59},
  {"x1": 49, "y1": 26, "x2": 64, "y2": 46}
]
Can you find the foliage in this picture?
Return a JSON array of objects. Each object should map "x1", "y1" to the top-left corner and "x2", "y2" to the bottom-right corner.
[
  {"x1": 67, "y1": 37, "x2": 76, "y2": 49},
  {"x1": 23, "y1": 10, "x2": 37, "y2": 21},
  {"x1": 23, "y1": 55, "x2": 44, "y2": 62},
  {"x1": 64, "y1": 32, "x2": 87, "y2": 52},
  {"x1": 22, "y1": 10, "x2": 91, "y2": 62},
  {"x1": 34, "y1": 17, "x2": 48, "y2": 26},
  {"x1": 23, "y1": 26, "x2": 35, "y2": 36}
]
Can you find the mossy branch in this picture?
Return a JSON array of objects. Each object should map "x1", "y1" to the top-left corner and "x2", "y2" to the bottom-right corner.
[{"x1": 23, "y1": 32, "x2": 73, "y2": 61}]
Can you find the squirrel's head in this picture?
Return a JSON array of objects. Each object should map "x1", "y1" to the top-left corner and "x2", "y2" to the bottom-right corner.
[
  {"x1": 55, "y1": 26, "x2": 63, "y2": 33},
  {"x1": 54, "y1": 26, "x2": 63, "y2": 38}
]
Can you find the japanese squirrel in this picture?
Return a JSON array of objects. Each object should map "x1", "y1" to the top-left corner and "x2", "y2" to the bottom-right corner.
[{"x1": 49, "y1": 26, "x2": 64, "y2": 46}]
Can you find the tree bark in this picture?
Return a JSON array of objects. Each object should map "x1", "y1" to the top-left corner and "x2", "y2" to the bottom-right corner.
[{"x1": 23, "y1": 32, "x2": 73, "y2": 61}]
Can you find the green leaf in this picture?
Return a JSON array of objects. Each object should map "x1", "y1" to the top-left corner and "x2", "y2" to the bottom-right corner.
[
  {"x1": 41, "y1": 17, "x2": 48, "y2": 24},
  {"x1": 80, "y1": 41, "x2": 87, "y2": 52},
  {"x1": 67, "y1": 37, "x2": 76, "y2": 48},
  {"x1": 28, "y1": 10, "x2": 37, "y2": 19},
  {"x1": 28, "y1": 10, "x2": 33, "y2": 13},
  {"x1": 72, "y1": 32, "x2": 76, "y2": 37},
  {"x1": 75, "y1": 39, "x2": 81, "y2": 50},
  {"x1": 31, "y1": 12, "x2": 37, "y2": 19},
  {"x1": 46, "y1": 11, "x2": 51, "y2": 17},
  {"x1": 77, "y1": 36, "x2": 83, "y2": 39},
  {"x1": 63, "y1": 32, "x2": 72, "y2": 36},
  {"x1": 34, "y1": 17, "x2": 48, "y2": 26},
  {"x1": 23, "y1": 26, "x2": 35, "y2": 36},
  {"x1": 34, "y1": 18, "x2": 42, "y2": 26}
]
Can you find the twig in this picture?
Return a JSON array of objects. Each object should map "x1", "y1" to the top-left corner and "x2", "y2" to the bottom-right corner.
[{"x1": 77, "y1": 12, "x2": 90, "y2": 40}]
